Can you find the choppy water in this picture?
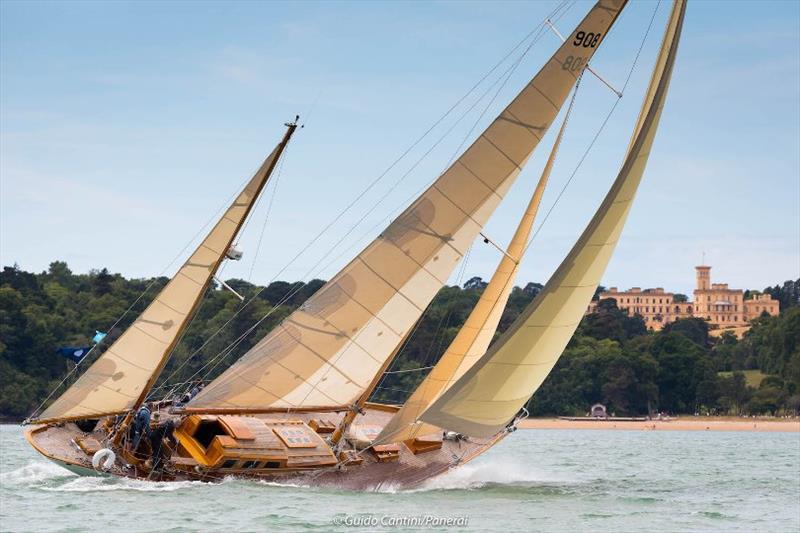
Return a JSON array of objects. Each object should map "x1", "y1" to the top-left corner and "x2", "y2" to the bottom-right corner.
[{"x1": 1, "y1": 425, "x2": 798, "y2": 532}]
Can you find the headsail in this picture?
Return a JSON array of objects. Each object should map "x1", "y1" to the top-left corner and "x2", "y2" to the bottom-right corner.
[
  {"x1": 188, "y1": 0, "x2": 627, "y2": 414},
  {"x1": 420, "y1": 0, "x2": 686, "y2": 438},
  {"x1": 376, "y1": 95, "x2": 574, "y2": 445},
  {"x1": 32, "y1": 124, "x2": 297, "y2": 424}
]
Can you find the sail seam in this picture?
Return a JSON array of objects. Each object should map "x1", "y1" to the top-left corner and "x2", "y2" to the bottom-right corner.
[
  {"x1": 106, "y1": 347, "x2": 163, "y2": 372},
  {"x1": 430, "y1": 184, "x2": 496, "y2": 245},
  {"x1": 530, "y1": 84, "x2": 560, "y2": 111},
  {"x1": 380, "y1": 222, "x2": 468, "y2": 287},
  {"x1": 502, "y1": 110, "x2": 545, "y2": 140},
  {"x1": 456, "y1": 161, "x2": 504, "y2": 202},
  {"x1": 278, "y1": 321, "x2": 379, "y2": 388},
  {"x1": 199, "y1": 243, "x2": 222, "y2": 255},
  {"x1": 130, "y1": 323, "x2": 172, "y2": 345},
  {"x1": 176, "y1": 270, "x2": 205, "y2": 287},
  {"x1": 355, "y1": 257, "x2": 427, "y2": 317},
  {"x1": 479, "y1": 134, "x2": 523, "y2": 171},
  {"x1": 150, "y1": 297, "x2": 191, "y2": 318}
]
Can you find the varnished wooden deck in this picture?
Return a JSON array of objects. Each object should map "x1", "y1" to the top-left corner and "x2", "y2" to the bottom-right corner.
[{"x1": 26, "y1": 405, "x2": 508, "y2": 490}]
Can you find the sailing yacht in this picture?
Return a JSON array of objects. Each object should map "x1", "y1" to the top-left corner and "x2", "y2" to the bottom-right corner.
[{"x1": 24, "y1": 0, "x2": 686, "y2": 489}]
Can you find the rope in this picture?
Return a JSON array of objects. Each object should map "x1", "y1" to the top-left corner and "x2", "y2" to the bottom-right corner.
[
  {"x1": 518, "y1": 0, "x2": 662, "y2": 259},
  {"x1": 310, "y1": 2, "x2": 576, "y2": 407},
  {"x1": 154, "y1": 5, "x2": 571, "y2": 399},
  {"x1": 248, "y1": 144, "x2": 288, "y2": 282},
  {"x1": 26, "y1": 145, "x2": 275, "y2": 420},
  {"x1": 358, "y1": 0, "x2": 664, "y2": 439},
  {"x1": 383, "y1": 366, "x2": 434, "y2": 375}
]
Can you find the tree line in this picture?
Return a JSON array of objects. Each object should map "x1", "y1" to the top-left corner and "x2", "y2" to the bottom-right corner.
[{"x1": 0, "y1": 262, "x2": 798, "y2": 420}]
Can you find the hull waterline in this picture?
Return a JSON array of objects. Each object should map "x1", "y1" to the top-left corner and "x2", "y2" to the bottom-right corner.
[{"x1": 24, "y1": 405, "x2": 508, "y2": 491}]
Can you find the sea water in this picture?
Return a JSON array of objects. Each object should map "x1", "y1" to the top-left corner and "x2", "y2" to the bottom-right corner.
[{"x1": 1, "y1": 425, "x2": 798, "y2": 532}]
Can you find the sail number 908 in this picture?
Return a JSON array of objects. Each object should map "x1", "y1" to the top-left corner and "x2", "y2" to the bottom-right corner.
[{"x1": 573, "y1": 31, "x2": 601, "y2": 48}]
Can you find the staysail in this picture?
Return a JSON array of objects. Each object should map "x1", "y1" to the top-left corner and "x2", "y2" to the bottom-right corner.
[
  {"x1": 420, "y1": 0, "x2": 685, "y2": 438},
  {"x1": 187, "y1": 0, "x2": 628, "y2": 414},
  {"x1": 32, "y1": 124, "x2": 297, "y2": 424},
  {"x1": 376, "y1": 96, "x2": 574, "y2": 444}
]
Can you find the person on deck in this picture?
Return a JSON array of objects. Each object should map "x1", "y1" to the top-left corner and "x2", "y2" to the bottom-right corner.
[
  {"x1": 148, "y1": 417, "x2": 177, "y2": 472},
  {"x1": 130, "y1": 405, "x2": 151, "y2": 451},
  {"x1": 178, "y1": 382, "x2": 205, "y2": 406}
]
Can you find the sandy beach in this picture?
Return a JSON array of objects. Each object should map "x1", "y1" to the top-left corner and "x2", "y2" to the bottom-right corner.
[{"x1": 518, "y1": 417, "x2": 800, "y2": 432}]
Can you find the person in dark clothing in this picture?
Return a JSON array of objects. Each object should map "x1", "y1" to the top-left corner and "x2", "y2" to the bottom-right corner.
[
  {"x1": 149, "y1": 419, "x2": 177, "y2": 472},
  {"x1": 177, "y1": 383, "x2": 204, "y2": 406},
  {"x1": 130, "y1": 405, "x2": 151, "y2": 451}
]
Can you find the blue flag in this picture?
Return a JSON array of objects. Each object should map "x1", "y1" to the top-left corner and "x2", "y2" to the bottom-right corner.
[
  {"x1": 92, "y1": 331, "x2": 107, "y2": 344},
  {"x1": 56, "y1": 346, "x2": 91, "y2": 364}
]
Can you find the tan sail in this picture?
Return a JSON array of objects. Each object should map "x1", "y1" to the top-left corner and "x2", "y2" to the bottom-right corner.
[
  {"x1": 188, "y1": 0, "x2": 628, "y2": 414},
  {"x1": 420, "y1": 0, "x2": 686, "y2": 438},
  {"x1": 376, "y1": 98, "x2": 574, "y2": 444},
  {"x1": 33, "y1": 126, "x2": 296, "y2": 424}
]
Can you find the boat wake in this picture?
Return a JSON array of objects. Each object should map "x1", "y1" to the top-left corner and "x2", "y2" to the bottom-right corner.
[
  {"x1": 0, "y1": 461, "x2": 205, "y2": 493},
  {"x1": 367, "y1": 458, "x2": 584, "y2": 493},
  {"x1": 0, "y1": 460, "x2": 75, "y2": 486}
]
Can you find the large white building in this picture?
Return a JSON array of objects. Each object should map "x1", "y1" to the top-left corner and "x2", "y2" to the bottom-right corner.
[{"x1": 586, "y1": 266, "x2": 780, "y2": 332}]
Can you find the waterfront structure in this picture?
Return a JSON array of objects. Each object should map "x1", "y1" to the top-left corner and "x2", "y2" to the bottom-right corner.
[{"x1": 587, "y1": 266, "x2": 780, "y2": 331}]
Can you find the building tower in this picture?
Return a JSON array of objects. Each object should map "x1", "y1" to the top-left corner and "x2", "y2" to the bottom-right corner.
[{"x1": 695, "y1": 265, "x2": 711, "y2": 291}]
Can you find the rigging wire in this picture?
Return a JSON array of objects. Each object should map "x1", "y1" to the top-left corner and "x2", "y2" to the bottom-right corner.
[
  {"x1": 316, "y1": 3, "x2": 579, "y2": 405},
  {"x1": 248, "y1": 144, "x2": 289, "y2": 283},
  {"x1": 518, "y1": 0, "x2": 662, "y2": 259},
  {"x1": 25, "y1": 168, "x2": 260, "y2": 419},
  {"x1": 373, "y1": 73, "x2": 584, "y2": 409},
  {"x1": 153, "y1": 1, "x2": 574, "y2": 397},
  {"x1": 192, "y1": 0, "x2": 570, "y2": 403},
  {"x1": 371, "y1": 0, "x2": 663, "y2": 406},
  {"x1": 371, "y1": 244, "x2": 474, "y2": 404},
  {"x1": 345, "y1": 0, "x2": 667, "y2": 459},
  {"x1": 287, "y1": 4, "x2": 563, "y2": 408}
]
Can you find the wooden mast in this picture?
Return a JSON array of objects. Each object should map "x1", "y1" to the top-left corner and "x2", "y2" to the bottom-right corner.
[
  {"x1": 330, "y1": 324, "x2": 416, "y2": 447},
  {"x1": 112, "y1": 118, "x2": 299, "y2": 446}
]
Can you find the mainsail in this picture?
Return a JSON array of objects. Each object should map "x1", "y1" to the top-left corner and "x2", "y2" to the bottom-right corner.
[
  {"x1": 32, "y1": 125, "x2": 296, "y2": 424},
  {"x1": 188, "y1": 0, "x2": 627, "y2": 413},
  {"x1": 420, "y1": 0, "x2": 685, "y2": 438},
  {"x1": 376, "y1": 97, "x2": 574, "y2": 444}
]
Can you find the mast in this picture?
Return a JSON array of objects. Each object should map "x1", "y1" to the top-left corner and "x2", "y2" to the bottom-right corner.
[
  {"x1": 113, "y1": 119, "x2": 299, "y2": 443},
  {"x1": 421, "y1": 0, "x2": 687, "y2": 438},
  {"x1": 130, "y1": 119, "x2": 298, "y2": 414},
  {"x1": 376, "y1": 90, "x2": 576, "y2": 445},
  {"x1": 29, "y1": 117, "x2": 298, "y2": 428},
  {"x1": 187, "y1": 0, "x2": 628, "y2": 417},
  {"x1": 329, "y1": 323, "x2": 417, "y2": 447}
]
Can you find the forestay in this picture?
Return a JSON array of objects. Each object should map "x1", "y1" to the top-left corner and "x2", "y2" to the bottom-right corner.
[
  {"x1": 420, "y1": 0, "x2": 686, "y2": 438},
  {"x1": 377, "y1": 92, "x2": 574, "y2": 444},
  {"x1": 34, "y1": 139, "x2": 288, "y2": 424},
  {"x1": 189, "y1": 0, "x2": 628, "y2": 413}
]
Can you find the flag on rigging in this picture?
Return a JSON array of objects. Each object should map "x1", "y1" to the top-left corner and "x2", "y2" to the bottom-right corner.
[{"x1": 56, "y1": 346, "x2": 91, "y2": 364}]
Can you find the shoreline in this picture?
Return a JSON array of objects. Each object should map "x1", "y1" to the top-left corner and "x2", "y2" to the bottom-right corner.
[{"x1": 518, "y1": 417, "x2": 800, "y2": 433}]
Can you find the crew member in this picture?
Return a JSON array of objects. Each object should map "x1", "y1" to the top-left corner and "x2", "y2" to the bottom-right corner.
[
  {"x1": 149, "y1": 417, "x2": 177, "y2": 472},
  {"x1": 130, "y1": 404, "x2": 151, "y2": 451}
]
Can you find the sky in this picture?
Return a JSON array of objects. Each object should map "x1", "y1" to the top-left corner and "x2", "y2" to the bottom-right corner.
[{"x1": 1, "y1": 0, "x2": 798, "y2": 296}]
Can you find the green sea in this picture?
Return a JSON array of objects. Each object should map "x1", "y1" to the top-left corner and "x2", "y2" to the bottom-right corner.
[{"x1": 1, "y1": 425, "x2": 798, "y2": 532}]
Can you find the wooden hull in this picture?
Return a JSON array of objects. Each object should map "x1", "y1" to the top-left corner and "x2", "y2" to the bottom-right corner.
[{"x1": 24, "y1": 405, "x2": 508, "y2": 490}]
